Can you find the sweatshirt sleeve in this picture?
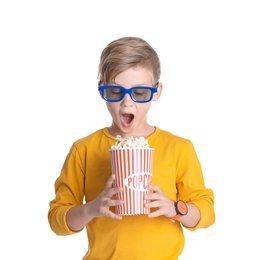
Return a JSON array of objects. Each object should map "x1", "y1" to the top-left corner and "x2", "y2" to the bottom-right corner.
[
  {"x1": 176, "y1": 140, "x2": 215, "y2": 231},
  {"x1": 48, "y1": 143, "x2": 85, "y2": 235}
]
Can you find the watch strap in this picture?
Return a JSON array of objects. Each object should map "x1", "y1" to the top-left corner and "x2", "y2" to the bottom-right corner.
[{"x1": 169, "y1": 200, "x2": 187, "y2": 221}]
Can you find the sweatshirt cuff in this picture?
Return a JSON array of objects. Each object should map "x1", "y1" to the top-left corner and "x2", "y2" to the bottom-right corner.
[
  {"x1": 185, "y1": 199, "x2": 215, "y2": 231},
  {"x1": 59, "y1": 206, "x2": 82, "y2": 235}
]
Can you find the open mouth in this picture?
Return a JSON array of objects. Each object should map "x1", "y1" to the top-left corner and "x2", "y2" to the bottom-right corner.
[{"x1": 121, "y1": 113, "x2": 134, "y2": 126}]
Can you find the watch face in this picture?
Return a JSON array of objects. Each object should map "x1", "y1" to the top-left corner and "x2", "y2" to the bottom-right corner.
[{"x1": 177, "y1": 200, "x2": 188, "y2": 215}]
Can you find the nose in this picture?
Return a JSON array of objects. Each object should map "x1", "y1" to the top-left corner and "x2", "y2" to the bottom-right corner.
[{"x1": 121, "y1": 93, "x2": 133, "y2": 106}]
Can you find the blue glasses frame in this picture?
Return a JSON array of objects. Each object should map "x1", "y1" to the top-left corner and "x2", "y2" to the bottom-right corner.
[{"x1": 98, "y1": 85, "x2": 158, "y2": 103}]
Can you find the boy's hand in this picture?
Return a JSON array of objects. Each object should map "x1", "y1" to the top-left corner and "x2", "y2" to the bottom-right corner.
[
  {"x1": 144, "y1": 184, "x2": 176, "y2": 219},
  {"x1": 90, "y1": 174, "x2": 123, "y2": 220}
]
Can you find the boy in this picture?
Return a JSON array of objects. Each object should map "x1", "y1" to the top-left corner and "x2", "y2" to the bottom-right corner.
[{"x1": 48, "y1": 36, "x2": 215, "y2": 259}]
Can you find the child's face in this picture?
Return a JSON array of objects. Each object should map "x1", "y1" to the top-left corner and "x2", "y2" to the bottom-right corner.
[{"x1": 105, "y1": 67, "x2": 161, "y2": 137}]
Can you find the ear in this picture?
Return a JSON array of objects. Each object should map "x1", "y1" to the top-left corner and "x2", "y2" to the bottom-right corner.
[
  {"x1": 152, "y1": 83, "x2": 163, "y2": 101},
  {"x1": 99, "y1": 91, "x2": 104, "y2": 99}
]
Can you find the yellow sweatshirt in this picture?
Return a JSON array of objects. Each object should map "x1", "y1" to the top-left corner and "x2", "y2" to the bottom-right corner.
[{"x1": 48, "y1": 127, "x2": 215, "y2": 260}]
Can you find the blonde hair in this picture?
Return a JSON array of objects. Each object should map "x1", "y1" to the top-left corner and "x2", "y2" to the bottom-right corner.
[{"x1": 98, "y1": 37, "x2": 161, "y2": 85}]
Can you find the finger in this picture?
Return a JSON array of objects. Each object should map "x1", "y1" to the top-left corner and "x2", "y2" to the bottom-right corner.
[
  {"x1": 145, "y1": 191, "x2": 164, "y2": 201},
  {"x1": 145, "y1": 199, "x2": 165, "y2": 209},
  {"x1": 147, "y1": 208, "x2": 164, "y2": 218},
  {"x1": 105, "y1": 174, "x2": 116, "y2": 188},
  {"x1": 100, "y1": 202, "x2": 123, "y2": 220},
  {"x1": 107, "y1": 212, "x2": 123, "y2": 220},
  {"x1": 105, "y1": 186, "x2": 123, "y2": 199},
  {"x1": 100, "y1": 204, "x2": 123, "y2": 219},
  {"x1": 105, "y1": 197, "x2": 124, "y2": 207},
  {"x1": 148, "y1": 184, "x2": 162, "y2": 193}
]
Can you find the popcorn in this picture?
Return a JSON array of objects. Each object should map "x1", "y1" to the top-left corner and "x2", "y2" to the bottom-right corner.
[
  {"x1": 111, "y1": 135, "x2": 149, "y2": 149},
  {"x1": 109, "y1": 135, "x2": 154, "y2": 215}
]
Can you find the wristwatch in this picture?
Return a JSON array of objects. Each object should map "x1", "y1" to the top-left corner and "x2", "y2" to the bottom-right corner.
[{"x1": 170, "y1": 200, "x2": 188, "y2": 220}]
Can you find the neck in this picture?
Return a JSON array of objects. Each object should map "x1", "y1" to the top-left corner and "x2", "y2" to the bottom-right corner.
[{"x1": 108, "y1": 124, "x2": 155, "y2": 138}]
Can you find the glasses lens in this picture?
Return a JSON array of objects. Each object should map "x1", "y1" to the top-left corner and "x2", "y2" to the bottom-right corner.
[
  {"x1": 132, "y1": 88, "x2": 152, "y2": 101},
  {"x1": 104, "y1": 87, "x2": 123, "y2": 101}
]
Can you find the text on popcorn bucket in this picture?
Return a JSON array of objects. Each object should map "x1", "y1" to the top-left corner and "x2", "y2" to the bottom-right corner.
[{"x1": 124, "y1": 172, "x2": 152, "y2": 191}]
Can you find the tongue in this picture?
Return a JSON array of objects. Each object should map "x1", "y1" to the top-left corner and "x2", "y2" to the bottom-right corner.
[{"x1": 122, "y1": 114, "x2": 134, "y2": 124}]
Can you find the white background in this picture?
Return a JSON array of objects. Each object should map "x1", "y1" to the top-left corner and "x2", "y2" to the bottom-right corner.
[{"x1": 1, "y1": 0, "x2": 259, "y2": 259}]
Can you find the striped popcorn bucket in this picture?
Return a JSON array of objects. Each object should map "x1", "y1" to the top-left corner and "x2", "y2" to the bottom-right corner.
[{"x1": 110, "y1": 148, "x2": 154, "y2": 215}]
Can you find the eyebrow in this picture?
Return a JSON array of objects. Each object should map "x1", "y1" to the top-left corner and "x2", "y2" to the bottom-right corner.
[{"x1": 106, "y1": 83, "x2": 153, "y2": 87}]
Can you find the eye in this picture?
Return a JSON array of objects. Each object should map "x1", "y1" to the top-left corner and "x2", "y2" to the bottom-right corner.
[
  {"x1": 111, "y1": 88, "x2": 122, "y2": 95},
  {"x1": 133, "y1": 89, "x2": 146, "y2": 96}
]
